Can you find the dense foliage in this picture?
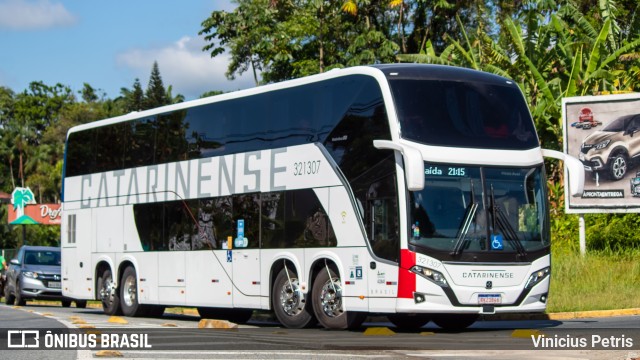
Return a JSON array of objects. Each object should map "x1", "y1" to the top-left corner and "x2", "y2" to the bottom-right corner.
[
  {"x1": 0, "y1": 65, "x2": 181, "y2": 247},
  {"x1": 1, "y1": 0, "x2": 639, "y2": 251}
]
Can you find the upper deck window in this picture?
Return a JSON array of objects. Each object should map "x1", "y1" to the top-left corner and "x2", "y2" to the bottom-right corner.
[{"x1": 389, "y1": 79, "x2": 539, "y2": 150}]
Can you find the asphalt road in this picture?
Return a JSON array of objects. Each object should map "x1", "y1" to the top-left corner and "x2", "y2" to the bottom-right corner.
[{"x1": 1, "y1": 302, "x2": 639, "y2": 359}]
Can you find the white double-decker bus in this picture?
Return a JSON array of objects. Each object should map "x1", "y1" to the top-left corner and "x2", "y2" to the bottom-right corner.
[{"x1": 61, "y1": 64, "x2": 583, "y2": 330}]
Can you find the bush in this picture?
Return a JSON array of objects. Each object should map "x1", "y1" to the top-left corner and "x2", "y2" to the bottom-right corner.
[{"x1": 586, "y1": 214, "x2": 640, "y2": 252}]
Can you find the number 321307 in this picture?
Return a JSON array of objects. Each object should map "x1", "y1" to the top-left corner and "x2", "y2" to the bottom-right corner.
[{"x1": 293, "y1": 160, "x2": 321, "y2": 176}]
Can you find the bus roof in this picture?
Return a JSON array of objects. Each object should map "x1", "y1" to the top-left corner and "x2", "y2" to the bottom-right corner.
[{"x1": 66, "y1": 64, "x2": 512, "y2": 135}]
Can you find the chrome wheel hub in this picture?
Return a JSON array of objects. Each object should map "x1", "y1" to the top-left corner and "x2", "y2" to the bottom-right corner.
[
  {"x1": 122, "y1": 275, "x2": 136, "y2": 307},
  {"x1": 319, "y1": 278, "x2": 343, "y2": 318},
  {"x1": 100, "y1": 278, "x2": 116, "y2": 306},
  {"x1": 280, "y1": 278, "x2": 304, "y2": 316}
]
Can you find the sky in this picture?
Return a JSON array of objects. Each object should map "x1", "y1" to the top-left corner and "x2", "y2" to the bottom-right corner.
[{"x1": 0, "y1": 0, "x2": 255, "y2": 101}]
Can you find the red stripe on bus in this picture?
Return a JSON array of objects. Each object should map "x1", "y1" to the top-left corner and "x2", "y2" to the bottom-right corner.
[{"x1": 398, "y1": 249, "x2": 416, "y2": 299}]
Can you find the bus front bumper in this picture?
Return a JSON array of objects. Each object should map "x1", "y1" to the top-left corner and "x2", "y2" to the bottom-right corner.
[{"x1": 395, "y1": 275, "x2": 550, "y2": 314}]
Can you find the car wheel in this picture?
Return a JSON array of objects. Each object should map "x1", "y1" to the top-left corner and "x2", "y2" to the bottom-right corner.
[
  {"x1": 75, "y1": 300, "x2": 87, "y2": 308},
  {"x1": 97, "y1": 268, "x2": 122, "y2": 315},
  {"x1": 61, "y1": 300, "x2": 72, "y2": 308},
  {"x1": 14, "y1": 281, "x2": 26, "y2": 306},
  {"x1": 120, "y1": 266, "x2": 145, "y2": 317},
  {"x1": 311, "y1": 265, "x2": 366, "y2": 329},
  {"x1": 5, "y1": 284, "x2": 15, "y2": 305},
  {"x1": 608, "y1": 153, "x2": 628, "y2": 180},
  {"x1": 271, "y1": 267, "x2": 316, "y2": 329}
]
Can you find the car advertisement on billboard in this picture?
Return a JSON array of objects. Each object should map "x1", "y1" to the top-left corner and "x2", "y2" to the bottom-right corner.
[{"x1": 563, "y1": 93, "x2": 640, "y2": 213}]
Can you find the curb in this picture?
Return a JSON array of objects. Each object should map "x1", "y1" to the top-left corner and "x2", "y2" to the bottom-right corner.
[{"x1": 483, "y1": 308, "x2": 640, "y2": 321}]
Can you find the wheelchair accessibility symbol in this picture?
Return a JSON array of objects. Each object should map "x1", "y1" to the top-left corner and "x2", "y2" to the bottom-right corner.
[{"x1": 491, "y1": 234, "x2": 504, "y2": 250}]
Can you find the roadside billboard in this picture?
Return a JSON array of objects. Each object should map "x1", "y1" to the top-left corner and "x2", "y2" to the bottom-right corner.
[
  {"x1": 563, "y1": 93, "x2": 640, "y2": 213},
  {"x1": 7, "y1": 187, "x2": 62, "y2": 225}
]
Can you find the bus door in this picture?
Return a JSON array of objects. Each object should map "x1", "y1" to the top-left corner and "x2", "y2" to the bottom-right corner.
[
  {"x1": 62, "y1": 210, "x2": 93, "y2": 300},
  {"x1": 231, "y1": 194, "x2": 262, "y2": 308},
  {"x1": 364, "y1": 175, "x2": 401, "y2": 307}
]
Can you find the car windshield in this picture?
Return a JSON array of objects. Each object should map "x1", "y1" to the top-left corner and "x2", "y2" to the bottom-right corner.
[
  {"x1": 603, "y1": 115, "x2": 633, "y2": 132},
  {"x1": 409, "y1": 164, "x2": 549, "y2": 254},
  {"x1": 24, "y1": 250, "x2": 61, "y2": 266}
]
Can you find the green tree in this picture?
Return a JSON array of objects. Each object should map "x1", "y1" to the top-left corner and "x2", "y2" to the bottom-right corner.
[
  {"x1": 144, "y1": 61, "x2": 169, "y2": 109},
  {"x1": 200, "y1": 0, "x2": 289, "y2": 85},
  {"x1": 80, "y1": 83, "x2": 99, "y2": 103}
]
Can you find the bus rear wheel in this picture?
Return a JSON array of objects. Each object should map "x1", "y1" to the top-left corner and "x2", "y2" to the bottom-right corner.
[
  {"x1": 272, "y1": 268, "x2": 316, "y2": 329},
  {"x1": 311, "y1": 265, "x2": 366, "y2": 329},
  {"x1": 120, "y1": 266, "x2": 145, "y2": 317},
  {"x1": 98, "y1": 268, "x2": 121, "y2": 315},
  {"x1": 431, "y1": 313, "x2": 478, "y2": 330}
]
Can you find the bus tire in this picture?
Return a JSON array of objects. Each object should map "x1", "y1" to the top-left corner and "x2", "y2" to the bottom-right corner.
[
  {"x1": 272, "y1": 268, "x2": 316, "y2": 329},
  {"x1": 311, "y1": 266, "x2": 366, "y2": 329},
  {"x1": 388, "y1": 313, "x2": 431, "y2": 330},
  {"x1": 431, "y1": 313, "x2": 478, "y2": 330},
  {"x1": 120, "y1": 266, "x2": 145, "y2": 317},
  {"x1": 98, "y1": 268, "x2": 122, "y2": 315}
]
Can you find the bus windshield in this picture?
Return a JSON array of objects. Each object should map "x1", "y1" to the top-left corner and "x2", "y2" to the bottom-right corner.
[
  {"x1": 409, "y1": 164, "x2": 549, "y2": 255},
  {"x1": 389, "y1": 79, "x2": 539, "y2": 150}
]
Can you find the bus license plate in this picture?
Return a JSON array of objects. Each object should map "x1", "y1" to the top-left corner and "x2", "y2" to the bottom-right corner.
[
  {"x1": 48, "y1": 281, "x2": 61, "y2": 289},
  {"x1": 478, "y1": 294, "x2": 501, "y2": 304}
]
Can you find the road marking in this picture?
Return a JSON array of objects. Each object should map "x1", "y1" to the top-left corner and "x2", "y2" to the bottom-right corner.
[
  {"x1": 108, "y1": 316, "x2": 129, "y2": 324},
  {"x1": 363, "y1": 327, "x2": 396, "y2": 336},
  {"x1": 511, "y1": 329, "x2": 543, "y2": 338},
  {"x1": 95, "y1": 350, "x2": 123, "y2": 357}
]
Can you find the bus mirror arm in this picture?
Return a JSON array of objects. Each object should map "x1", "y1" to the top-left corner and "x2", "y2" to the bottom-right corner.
[
  {"x1": 373, "y1": 140, "x2": 425, "y2": 191},
  {"x1": 541, "y1": 149, "x2": 585, "y2": 197}
]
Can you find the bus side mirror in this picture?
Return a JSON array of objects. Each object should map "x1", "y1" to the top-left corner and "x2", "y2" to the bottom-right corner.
[
  {"x1": 373, "y1": 140, "x2": 424, "y2": 191},
  {"x1": 541, "y1": 149, "x2": 585, "y2": 197}
]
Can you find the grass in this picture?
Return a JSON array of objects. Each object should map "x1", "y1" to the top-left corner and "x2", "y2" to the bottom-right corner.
[{"x1": 548, "y1": 249, "x2": 640, "y2": 313}]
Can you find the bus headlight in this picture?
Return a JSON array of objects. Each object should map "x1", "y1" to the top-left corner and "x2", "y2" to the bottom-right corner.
[
  {"x1": 411, "y1": 265, "x2": 448, "y2": 288},
  {"x1": 524, "y1": 267, "x2": 550, "y2": 289}
]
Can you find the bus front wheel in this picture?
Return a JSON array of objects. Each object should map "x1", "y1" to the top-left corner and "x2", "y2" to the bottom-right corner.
[
  {"x1": 272, "y1": 267, "x2": 316, "y2": 329},
  {"x1": 311, "y1": 266, "x2": 366, "y2": 329},
  {"x1": 98, "y1": 268, "x2": 122, "y2": 315}
]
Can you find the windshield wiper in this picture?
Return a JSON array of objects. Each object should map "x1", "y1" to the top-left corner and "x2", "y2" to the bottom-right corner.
[
  {"x1": 489, "y1": 184, "x2": 527, "y2": 258},
  {"x1": 451, "y1": 180, "x2": 478, "y2": 256}
]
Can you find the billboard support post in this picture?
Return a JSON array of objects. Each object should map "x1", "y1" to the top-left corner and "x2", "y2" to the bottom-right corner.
[{"x1": 578, "y1": 214, "x2": 586, "y2": 256}]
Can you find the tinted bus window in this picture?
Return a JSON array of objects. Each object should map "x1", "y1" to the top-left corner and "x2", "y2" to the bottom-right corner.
[{"x1": 390, "y1": 79, "x2": 539, "y2": 150}]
